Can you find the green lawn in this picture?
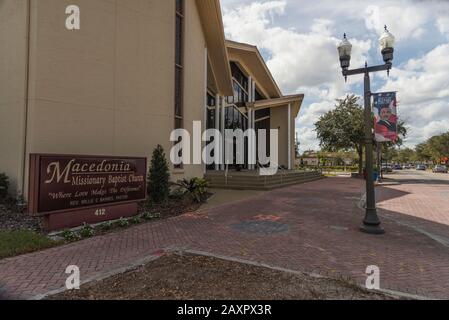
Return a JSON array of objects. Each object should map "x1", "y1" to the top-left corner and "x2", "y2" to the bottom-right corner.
[{"x1": 0, "y1": 230, "x2": 60, "y2": 260}]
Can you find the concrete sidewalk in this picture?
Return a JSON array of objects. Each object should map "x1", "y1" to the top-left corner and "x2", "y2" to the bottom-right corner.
[
  {"x1": 1, "y1": 177, "x2": 449, "y2": 299},
  {"x1": 200, "y1": 188, "x2": 266, "y2": 210}
]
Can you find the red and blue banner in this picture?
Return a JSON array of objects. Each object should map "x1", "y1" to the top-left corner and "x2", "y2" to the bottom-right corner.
[{"x1": 373, "y1": 92, "x2": 398, "y2": 142}]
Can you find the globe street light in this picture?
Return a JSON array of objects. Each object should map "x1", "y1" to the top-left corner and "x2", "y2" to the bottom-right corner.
[
  {"x1": 379, "y1": 26, "x2": 396, "y2": 65},
  {"x1": 337, "y1": 27, "x2": 396, "y2": 235},
  {"x1": 338, "y1": 34, "x2": 352, "y2": 72}
]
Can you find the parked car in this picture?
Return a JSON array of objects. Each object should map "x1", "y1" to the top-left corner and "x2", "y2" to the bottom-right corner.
[
  {"x1": 403, "y1": 164, "x2": 411, "y2": 170},
  {"x1": 393, "y1": 164, "x2": 403, "y2": 170},
  {"x1": 416, "y1": 164, "x2": 427, "y2": 171},
  {"x1": 381, "y1": 165, "x2": 393, "y2": 173},
  {"x1": 433, "y1": 165, "x2": 448, "y2": 173}
]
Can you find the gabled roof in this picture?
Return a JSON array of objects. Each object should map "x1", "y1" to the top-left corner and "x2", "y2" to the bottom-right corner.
[
  {"x1": 196, "y1": 0, "x2": 234, "y2": 96},
  {"x1": 226, "y1": 40, "x2": 282, "y2": 99}
]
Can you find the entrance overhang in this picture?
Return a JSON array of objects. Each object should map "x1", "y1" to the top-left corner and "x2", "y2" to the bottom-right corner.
[{"x1": 246, "y1": 94, "x2": 305, "y2": 117}]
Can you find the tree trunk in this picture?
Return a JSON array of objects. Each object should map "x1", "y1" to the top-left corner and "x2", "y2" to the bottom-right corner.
[{"x1": 357, "y1": 144, "x2": 364, "y2": 174}]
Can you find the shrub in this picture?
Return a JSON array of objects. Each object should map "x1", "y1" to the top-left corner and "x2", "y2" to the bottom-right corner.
[
  {"x1": 0, "y1": 173, "x2": 10, "y2": 198},
  {"x1": 131, "y1": 216, "x2": 141, "y2": 224},
  {"x1": 152, "y1": 212, "x2": 161, "y2": 219},
  {"x1": 148, "y1": 145, "x2": 170, "y2": 204},
  {"x1": 79, "y1": 223, "x2": 94, "y2": 238},
  {"x1": 61, "y1": 230, "x2": 81, "y2": 242},
  {"x1": 142, "y1": 211, "x2": 161, "y2": 221},
  {"x1": 174, "y1": 177, "x2": 209, "y2": 203},
  {"x1": 118, "y1": 217, "x2": 129, "y2": 228},
  {"x1": 99, "y1": 221, "x2": 113, "y2": 231},
  {"x1": 169, "y1": 186, "x2": 185, "y2": 199}
]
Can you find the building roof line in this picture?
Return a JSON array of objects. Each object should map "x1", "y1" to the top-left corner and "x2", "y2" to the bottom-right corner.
[
  {"x1": 226, "y1": 39, "x2": 283, "y2": 98},
  {"x1": 196, "y1": 0, "x2": 234, "y2": 96}
]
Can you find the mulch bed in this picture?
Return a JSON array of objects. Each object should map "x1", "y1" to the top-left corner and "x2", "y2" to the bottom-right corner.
[
  {"x1": 139, "y1": 195, "x2": 209, "y2": 220},
  {"x1": 0, "y1": 199, "x2": 42, "y2": 232},
  {"x1": 50, "y1": 253, "x2": 395, "y2": 300}
]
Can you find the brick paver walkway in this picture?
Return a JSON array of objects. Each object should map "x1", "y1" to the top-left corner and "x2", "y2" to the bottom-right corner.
[
  {"x1": 1, "y1": 175, "x2": 449, "y2": 299},
  {"x1": 377, "y1": 172, "x2": 449, "y2": 245}
]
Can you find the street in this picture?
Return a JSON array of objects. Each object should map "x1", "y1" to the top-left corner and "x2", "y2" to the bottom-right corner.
[
  {"x1": 384, "y1": 169, "x2": 449, "y2": 183},
  {"x1": 377, "y1": 169, "x2": 449, "y2": 249}
]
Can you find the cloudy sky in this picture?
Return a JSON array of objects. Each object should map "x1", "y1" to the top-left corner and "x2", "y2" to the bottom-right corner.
[{"x1": 220, "y1": 0, "x2": 449, "y2": 152}]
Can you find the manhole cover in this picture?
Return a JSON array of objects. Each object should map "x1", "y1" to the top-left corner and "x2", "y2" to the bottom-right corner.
[{"x1": 231, "y1": 221, "x2": 289, "y2": 235}]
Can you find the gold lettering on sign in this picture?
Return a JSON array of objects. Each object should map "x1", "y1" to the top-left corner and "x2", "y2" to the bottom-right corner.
[
  {"x1": 45, "y1": 160, "x2": 75, "y2": 184},
  {"x1": 45, "y1": 159, "x2": 133, "y2": 184}
]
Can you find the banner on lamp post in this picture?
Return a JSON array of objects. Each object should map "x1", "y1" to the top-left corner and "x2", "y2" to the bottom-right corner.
[{"x1": 373, "y1": 92, "x2": 398, "y2": 143}]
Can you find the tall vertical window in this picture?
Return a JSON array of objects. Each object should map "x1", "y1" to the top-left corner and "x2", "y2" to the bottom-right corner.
[
  {"x1": 174, "y1": 0, "x2": 184, "y2": 168},
  {"x1": 175, "y1": 0, "x2": 184, "y2": 130},
  {"x1": 229, "y1": 62, "x2": 249, "y2": 106}
]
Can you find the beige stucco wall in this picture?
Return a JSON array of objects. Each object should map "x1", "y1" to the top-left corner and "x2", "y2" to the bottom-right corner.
[
  {"x1": 270, "y1": 105, "x2": 296, "y2": 169},
  {"x1": 177, "y1": 0, "x2": 206, "y2": 179},
  {"x1": 1, "y1": 0, "x2": 208, "y2": 198},
  {"x1": 0, "y1": 0, "x2": 28, "y2": 196}
]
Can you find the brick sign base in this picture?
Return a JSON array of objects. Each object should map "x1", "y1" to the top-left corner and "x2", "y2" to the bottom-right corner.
[{"x1": 43, "y1": 203, "x2": 138, "y2": 231}]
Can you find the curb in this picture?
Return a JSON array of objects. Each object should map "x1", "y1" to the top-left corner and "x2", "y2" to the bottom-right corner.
[
  {"x1": 33, "y1": 248, "x2": 434, "y2": 301},
  {"x1": 28, "y1": 249, "x2": 170, "y2": 300}
]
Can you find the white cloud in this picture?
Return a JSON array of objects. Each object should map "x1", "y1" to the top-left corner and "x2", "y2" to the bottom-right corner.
[
  {"x1": 437, "y1": 16, "x2": 449, "y2": 36},
  {"x1": 221, "y1": 0, "x2": 449, "y2": 152},
  {"x1": 296, "y1": 126, "x2": 320, "y2": 152},
  {"x1": 223, "y1": 1, "x2": 371, "y2": 99},
  {"x1": 297, "y1": 101, "x2": 335, "y2": 128},
  {"x1": 381, "y1": 44, "x2": 449, "y2": 105},
  {"x1": 364, "y1": 4, "x2": 429, "y2": 41},
  {"x1": 377, "y1": 44, "x2": 449, "y2": 147}
]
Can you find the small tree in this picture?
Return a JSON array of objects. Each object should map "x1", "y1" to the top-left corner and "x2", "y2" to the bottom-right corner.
[
  {"x1": 315, "y1": 95, "x2": 365, "y2": 173},
  {"x1": 148, "y1": 145, "x2": 170, "y2": 203},
  {"x1": 315, "y1": 94, "x2": 407, "y2": 173}
]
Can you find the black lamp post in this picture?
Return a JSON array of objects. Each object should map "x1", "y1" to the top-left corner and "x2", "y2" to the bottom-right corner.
[{"x1": 337, "y1": 26, "x2": 396, "y2": 235}]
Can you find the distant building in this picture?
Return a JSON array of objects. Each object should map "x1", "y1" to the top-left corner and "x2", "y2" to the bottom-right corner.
[{"x1": 301, "y1": 151, "x2": 319, "y2": 166}]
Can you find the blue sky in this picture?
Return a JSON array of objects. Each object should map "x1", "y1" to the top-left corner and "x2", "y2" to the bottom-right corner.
[{"x1": 220, "y1": 0, "x2": 449, "y2": 152}]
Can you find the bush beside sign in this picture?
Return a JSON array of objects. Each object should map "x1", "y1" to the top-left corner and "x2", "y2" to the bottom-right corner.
[{"x1": 29, "y1": 154, "x2": 147, "y2": 231}]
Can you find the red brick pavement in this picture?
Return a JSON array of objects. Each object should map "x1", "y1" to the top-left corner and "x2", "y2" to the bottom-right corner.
[
  {"x1": 1, "y1": 177, "x2": 449, "y2": 299},
  {"x1": 377, "y1": 180, "x2": 449, "y2": 242}
]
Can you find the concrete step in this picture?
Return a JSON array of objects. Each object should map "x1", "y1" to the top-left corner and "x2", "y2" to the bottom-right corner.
[
  {"x1": 205, "y1": 172, "x2": 321, "y2": 181},
  {"x1": 206, "y1": 172, "x2": 319, "y2": 178},
  {"x1": 206, "y1": 176, "x2": 321, "y2": 185},
  {"x1": 207, "y1": 175, "x2": 324, "y2": 191}
]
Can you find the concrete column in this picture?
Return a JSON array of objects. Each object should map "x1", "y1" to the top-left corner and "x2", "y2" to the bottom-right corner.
[
  {"x1": 203, "y1": 48, "x2": 208, "y2": 174},
  {"x1": 215, "y1": 94, "x2": 221, "y2": 171},
  {"x1": 252, "y1": 80, "x2": 256, "y2": 102},
  {"x1": 248, "y1": 76, "x2": 253, "y2": 102},
  {"x1": 248, "y1": 108, "x2": 253, "y2": 170},
  {"x1": 249, "y1": 80, "x2": 256, "y2": 170},
  {"x1": 252, "y1": 109, "x2": 256, "y2": 170},
  {"x1": 288, "y1": 103, "x2": 292, "y2": 170},
  {"x1": 221, "y1": 99, "x2": 226, "y2": 170}
]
